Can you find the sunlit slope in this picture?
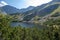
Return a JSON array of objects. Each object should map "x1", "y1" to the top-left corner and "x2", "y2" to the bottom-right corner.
[{"x1": 23, "y1": 3, "x2": 60, "y2": 21}]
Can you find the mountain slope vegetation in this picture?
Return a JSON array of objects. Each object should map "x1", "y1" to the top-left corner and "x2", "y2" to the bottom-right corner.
[{"x1": 23, "y1": 3, "x2": 60, "y2": 21}]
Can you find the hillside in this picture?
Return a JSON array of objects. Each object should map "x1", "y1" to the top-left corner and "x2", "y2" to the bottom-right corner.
[
  {"x1": 34, "y1": 7, "x2": 60, "y2": 24},
  {"x1": 0, "y1": 0, "x2": 60, "y2": 22},
  {"x1": 23, "y1": 3, "x2": 60, "y2": 21}
]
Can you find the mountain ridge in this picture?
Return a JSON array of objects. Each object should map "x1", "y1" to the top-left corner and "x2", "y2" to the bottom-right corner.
[
  {"x1": 22, "y1": 0, "x2": 60, "y2": 21},
  {"x1": 0, "y1": 0, "x2": 60, "y2": 21}
]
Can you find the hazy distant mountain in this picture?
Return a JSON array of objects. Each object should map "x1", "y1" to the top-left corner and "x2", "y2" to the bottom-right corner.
[
  {"x1": 0, "y1": 1, "x2": 35, "y2": 14},
  {"x1": 0, "y1": 5, "x2": 35, "y2": 14},
  {"x1": 24, "y1": 4, "x2": 47, "y2": 13},
  {"x1": 20, "y1": 6, "x2": 35, "y2": 13},
  {"x1": 0, "y1": 5, "x2": 21, "y2": 14},
  {"x1": 0, "y1": 1, "x2": 21, "y2": 14}
]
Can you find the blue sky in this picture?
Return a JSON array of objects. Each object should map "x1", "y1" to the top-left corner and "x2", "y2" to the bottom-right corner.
[{"x1": 0, "y1": 0, "x2": 52, "y2": 9}]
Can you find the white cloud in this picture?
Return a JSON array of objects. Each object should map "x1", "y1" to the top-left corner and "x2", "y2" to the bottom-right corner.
[
  {"x1": 0, "y1": 4, "x2": 4, "y2": 7},
  {"x1": 0, "y1": 1, "x2": 8, "y2": 7},
  {"x1": 25, "y1": 0, "x2": 52, "y2": 6},
  {"x1": 1, "y1": 1, "x2": 8, "y2": 5}
]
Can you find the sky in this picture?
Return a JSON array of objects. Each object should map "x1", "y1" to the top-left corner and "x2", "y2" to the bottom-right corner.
[{"x1": 0, "y1": 0, "x2": 52, "y2": 9}]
